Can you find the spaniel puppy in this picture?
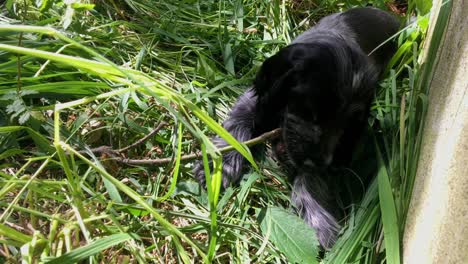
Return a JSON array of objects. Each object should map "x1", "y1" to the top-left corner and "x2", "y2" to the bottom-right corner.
[{"x1": 194, "y1": 7, "x2": 399, "y2": 248}]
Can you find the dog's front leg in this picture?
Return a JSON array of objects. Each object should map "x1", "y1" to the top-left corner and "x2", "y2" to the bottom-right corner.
[
  {"x1": 193, "y1": 88, "x2": 259, "y2": 188},
  {"x1": 291, "y1": 171, "x2": 340, "y2": 249}
]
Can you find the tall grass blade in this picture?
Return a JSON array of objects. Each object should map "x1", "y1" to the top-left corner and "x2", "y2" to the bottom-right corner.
[
  {"x1": 44, "y1": 233, "x2": 133, "y2": 264},
  {"x1": 376, "y1": 143, "x2": 400, "y2": 264}
]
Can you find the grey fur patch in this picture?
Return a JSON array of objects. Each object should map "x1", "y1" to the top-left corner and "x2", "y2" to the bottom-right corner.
[
  {"x1": 291, "y1": 173, "x2": 340, "y2": 249},
  {"x1": 193, "y1": 88, "x2": 258, "y2": 188}
]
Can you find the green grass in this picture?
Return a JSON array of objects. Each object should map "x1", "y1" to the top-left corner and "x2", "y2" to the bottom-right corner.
[{"x1": 0, "y1": 0, "x2": 443, "y2": 263}]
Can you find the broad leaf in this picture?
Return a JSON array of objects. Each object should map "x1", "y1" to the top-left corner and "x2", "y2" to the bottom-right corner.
[{"x1": 259, "y1": 207, "x2": 319, "y2": 264}]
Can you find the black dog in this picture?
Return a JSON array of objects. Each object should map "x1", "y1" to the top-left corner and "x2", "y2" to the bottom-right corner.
[{"x1": 194, "y1": 7, "x2": 399, "y2": 248}]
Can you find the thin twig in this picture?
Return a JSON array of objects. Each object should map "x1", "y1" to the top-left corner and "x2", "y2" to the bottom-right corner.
[
  {"x1": 114, "y1": 128, "x2": 282, "y2": 166},
  {"x1": 117, "y1": 121, "x2": 167, "y2": 152},
  {"x1": 81, "y1": 146, "x2": 118, "y2": 155},
  {"x1": 77, "y1": 121, "x2": 167, "y2": 156}
]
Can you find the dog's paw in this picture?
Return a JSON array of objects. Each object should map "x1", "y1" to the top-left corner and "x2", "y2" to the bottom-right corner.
[
  {"x1": 193, "y1": 160, "x2": 208, "y2": 187},
  {"x1": 291, "y1": 172, "x2": 341, "y2": 249},
  {"x1": 312, "y1": 214, "x2": 340, "y2": 249},
  {"x1": 192, "y1": 151, "x2": 245, "y2": 189}
]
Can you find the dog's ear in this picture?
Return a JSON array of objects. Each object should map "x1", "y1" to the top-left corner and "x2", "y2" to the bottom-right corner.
[
  {"x1": 254, "y1": 44, "x2": 315, "y2": 97},
  {"x1": 254, "y1": 43, "x2": 327, "y2": 98},
  {"x1": 254, "y1": 48, "x2": 295, "y2": 97},
  {"x1": 252, "y1": 45, "x2": 304, "y2": 132}
]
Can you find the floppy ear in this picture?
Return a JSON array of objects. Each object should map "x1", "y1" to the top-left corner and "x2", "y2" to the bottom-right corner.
[
  {"x1": 254, "y1": 43, "x2": 321, "y2": 97},
  {"x1": 252, "y1": 44, "x2": 308, "y2": 133},
  {"x1": 254, "y1": 47, "x2": 296, "y2": 97}
]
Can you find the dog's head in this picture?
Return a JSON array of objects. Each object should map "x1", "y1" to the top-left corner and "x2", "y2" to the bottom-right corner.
[{"x1": 255, "y1": 42, "x2": 379, "y2": 168}]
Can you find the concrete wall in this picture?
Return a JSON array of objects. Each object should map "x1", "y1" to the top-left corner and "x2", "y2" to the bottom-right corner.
[{"x1": 403, "y1": 0, "x2": 468, "y2": 263}]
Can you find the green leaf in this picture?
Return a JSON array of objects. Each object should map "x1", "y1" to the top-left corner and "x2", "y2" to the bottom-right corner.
[
  {"x1": 121, "y1": 206, "x2": 150, "y2": 217},
  {"x1": 39, "y1": 0, "x2": 53, "y2": 12},
  {"x1": 71, "y1": 3, "x2": 95, "y2": 10},
  {"x1": 0, "y1": 81, "x2": 111, "y2": 96},
  {"x1": 0, "y1": 126, "x2": 52, "y2": 153},
  {"x1": 0, "y1": 223, "x2": 32, "y2": 244},
  {"x1": 259, "y1": 207, "x2": 319, "y2": 264},
  {"x1": 44, "y1": 233, "x2": 133, "y2": 264},
  {"x1": 0, "y1": 148, "x2": 26, "y2": 160},
  {"x1": 5, "y1": 0, "x2": 14, "y2": 11},
  {"x1": 172, "y1": 180, "x2": 202, "y2": 197},
  {"x1": 157, "y1": 122, "x2": 183, "y2": 202},
  {"x1": 415, "y1": 0, "x2": 432, "y2": 15},
  {"x1": 223, "y1": 42, "x2": 235, "y2": 75},
  {"x1": 102, "y1": 176, "x2": 123, "y2": 203},
  {"x1": 376, "y1": 145, "x2": 400, "y2": 264}
]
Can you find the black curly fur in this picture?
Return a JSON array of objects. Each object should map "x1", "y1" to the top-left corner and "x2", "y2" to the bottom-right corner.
[{"x1": 194, "y1": 7, "x2": 399, "y2": 249}]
